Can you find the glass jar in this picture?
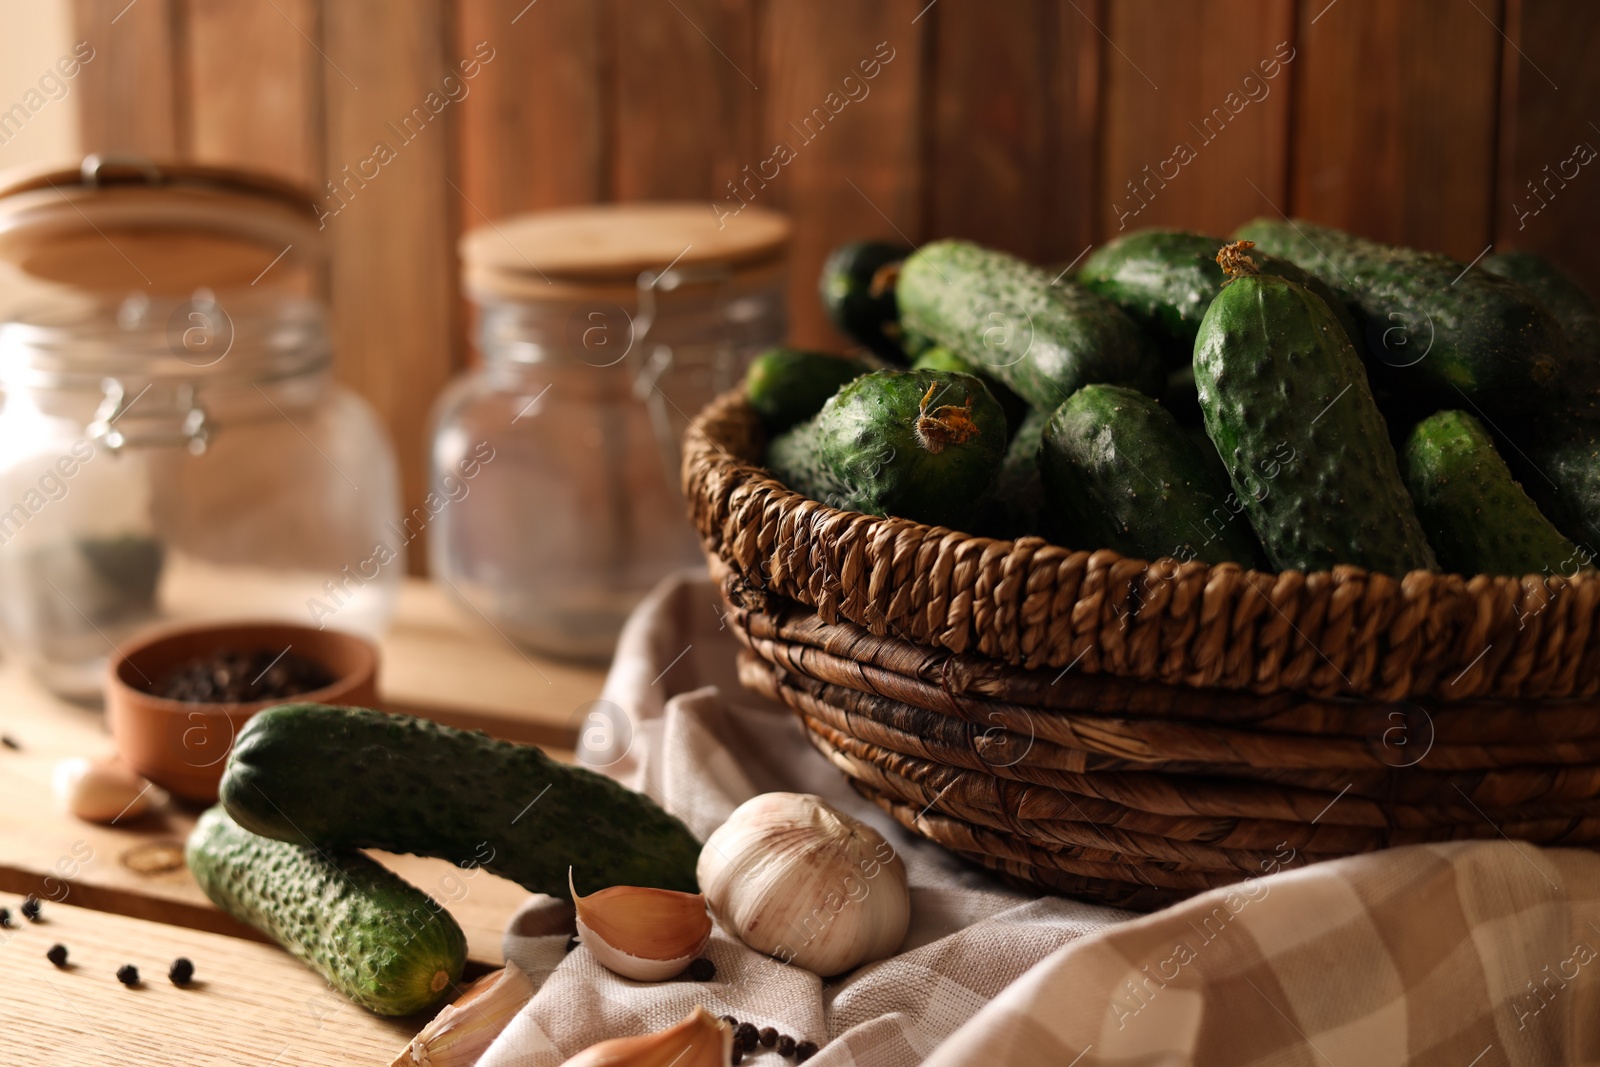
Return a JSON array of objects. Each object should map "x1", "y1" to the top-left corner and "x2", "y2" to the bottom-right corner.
[
  {"x1": 0, "y1": 159, "x2": 403, "y2": 698},
  {"x1": 431, "y1": 203, "x2": 791, "y2": 660}
]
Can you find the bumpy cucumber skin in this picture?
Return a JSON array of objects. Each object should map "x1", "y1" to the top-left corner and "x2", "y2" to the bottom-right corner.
[
  {"x1": 220, "y1": 705, "x2": 701, "y2": 896},
  {"x1": 186, "y1": 806, "x2": 466, "y2": 1016},
  {"x1": 1194, "y1": 273, "x2": 1438, "y2": 576},
  {"x1": 1400, "y1": 410, "x2": 1581, "y2": 577},
  {"x1": 745, "y1": 348, "x2": 874, "y2": 433},
  {"x1": 897, "y1": 240, "x2": 1164, "y2": 410},
  {"x1": 819, "y1": 240, "x2": 911, "y2": 361},
  {"x1": 910, "y1": 345, "x2": 1030, "y2": 438},
  {"x1": 1039, "y1": 384, "x2": 1264, "y2": 566},
  {"x1": 765, "y1": 368, "x2": 1006, "y2": 529},
  {"x1": 1234, "y1": 218, "x2": 1569, "y2": 418},
  {"x1": 1078, "y1": 229, "x2": 1364, "y2": 368},
  {"x1": 976, "y1": 406, "x2": 1049, "y2": 538}
]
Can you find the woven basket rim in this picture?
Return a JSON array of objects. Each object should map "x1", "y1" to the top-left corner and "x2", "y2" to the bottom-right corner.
[{"x1": 684, "y1": 386, "x2": 1600, "y2": 702}]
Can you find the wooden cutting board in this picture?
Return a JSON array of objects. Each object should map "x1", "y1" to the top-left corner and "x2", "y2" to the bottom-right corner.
[{"x1": 0, "y1": 898, "x2": 419, "y2": 1066}]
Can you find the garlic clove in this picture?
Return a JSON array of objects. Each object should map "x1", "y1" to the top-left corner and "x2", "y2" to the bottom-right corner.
[
  {"x1": 697, "y1": 792, "x2": 911, "y2": 977},
  {"x1": 53, "y1": 757, "x2": 164, "y2": 824},
  {"x1": 570, "y1": 869, "x2": 712, "y2": 982},
  {"x1": 559, "y1": 1006, "x2": 731, "y2": 1067},
  {"x1": 390, "y1": 961, "x2": 534, "y2": 1067}
]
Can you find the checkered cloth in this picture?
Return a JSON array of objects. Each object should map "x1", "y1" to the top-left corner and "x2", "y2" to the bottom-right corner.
[{"x1": 480, "y1": 573, "x2": 1600, "y2": 1067}]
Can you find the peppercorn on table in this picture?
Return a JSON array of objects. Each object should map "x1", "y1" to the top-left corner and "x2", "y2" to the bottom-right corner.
[{"x1": 0, "y1": 577, "x2": 604, "y2": 1066}]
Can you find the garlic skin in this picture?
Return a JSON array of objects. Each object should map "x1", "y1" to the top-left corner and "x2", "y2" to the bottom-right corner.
[
  {"x1": 698, "y1": 792, "x2": 910, "y2": 976},
  {"x1": 391, "y1": 962, "x2": 534, "y2": 1067},
  {"x1": 559, "y1": 1006, "x2": 731, "y2": 1067},
  {"x1": 53, "y1": 757, "x2": 162, "y2": 824},
  {"x1": 570, "y1": 870, "x2": 712, "y2": 982}
]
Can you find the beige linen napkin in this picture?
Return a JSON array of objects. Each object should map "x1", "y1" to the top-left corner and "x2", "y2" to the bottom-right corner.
[{"x1": 481, "y1": 572, "x2": 1600, "y2": 1067}]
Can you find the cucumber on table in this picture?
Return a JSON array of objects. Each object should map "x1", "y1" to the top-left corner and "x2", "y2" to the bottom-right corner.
[
  {"x1": 187, "y1": 806, "x2": 466, "y2": 1016},
  {"x1": 1234, "y1": 218, "x2": 1570, "y2": 420},
  {"x1": 1039, "y1": 384, "x2": 1264, "y2": 567},
  {"x1": 1194, "y1": 242, "x2": 1438, "y2": 577},
  {"x1": 220, "y1": 704, "x2": 701, "y2": 897},
  {"x1": 819, "y1": 240, "x2": 912, "y2": 361},
  {"x1": 896, "y1": 240, "x2": 1164, "y2": 411},
  {"x1": 745, "y1": 348, "x2": 875, "y2": 433},
  {"x1": 766, "y1": 368, "x2": 1006, "y2": 530},
  {"x1": 910, "y1": 345, "x2": 1031, "y2": 438},
  {"x1": 1400, "y1": 410, "x2": 1584, "y2": 577},
  {"x1": 1078, "y1": 228, "x2": 1363, "y2": 368}
]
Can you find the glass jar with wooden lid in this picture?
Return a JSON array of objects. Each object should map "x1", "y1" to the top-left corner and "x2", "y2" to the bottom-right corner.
[
  {"x1": 0, "y1": 157, "x2": 403, "y2": 698},
  {"x1": 433, "y1": 202, "x2": 791, "y2": 660}
]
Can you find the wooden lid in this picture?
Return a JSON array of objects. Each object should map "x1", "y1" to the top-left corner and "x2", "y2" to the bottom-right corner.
[
  {"x1": 0, "y1": 156, "x2": 323, "y2": 296},
  {"x1": 461, "y1": 201, "x2": 791, "y2": 300}
]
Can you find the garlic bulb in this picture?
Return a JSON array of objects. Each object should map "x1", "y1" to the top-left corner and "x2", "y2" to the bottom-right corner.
[
  {"x1": 559, "y1": 1006, "x2": 731, "y2": 1067},
  {"x1": 53, "y1": 757, "x2": 162, "y2": 824},
  {"x1": 570, "y1": 870, "x2": 712, "y2": 981},
  {"x1": 698, "y1": 792, "x2": 910, "y2": 976},
  {"x1": 391, "y1": 962, "x2": 534, "y2": 1067}
]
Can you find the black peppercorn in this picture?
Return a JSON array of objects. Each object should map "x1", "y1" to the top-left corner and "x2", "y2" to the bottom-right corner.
[
  {"x1": 759, "y1": 1027, "x2": 778, "y2": 1048},
  {"x1": 720, "y1": 1014, "x2": 739, "y2": 1027},
  {"x1": 0, "y1": 907, "x2": 11, "y2": 928},
  {"x1": 688, "y1": 957, "x2": 716, "y2": 982},
  {"x1": 46, "y1": 944, "x2": 67, "y2": 968},
  {"x1": 21, "y1": 895, "x2": 40, "y2": 922},
  {"x1": 116, "y1": 964, "x2": 139, "y2": 986},
  {"x1": 169, "y1": 957, "x2": 195, "y2": 985},
  {"x1": 1, "y1": 734, "x2": 19, "y2": 750},
  {"x1": 730, "y1": 1048, "x2": 743, "y2": 1066},
  {"x1": 795, "y1": 1040, "x2": 819, "y2": 1062},
  {"x1": 735, "y1": 1022, "x2": 759, "y2": 1051},
  {"x1": 777, "y1": 1035, "x2": 796, "y2": 1057}
]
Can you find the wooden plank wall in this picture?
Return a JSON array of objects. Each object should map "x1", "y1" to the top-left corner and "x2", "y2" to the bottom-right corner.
[{"x1": 67, "y1": 0, "x2": 1600, "y2": 571}]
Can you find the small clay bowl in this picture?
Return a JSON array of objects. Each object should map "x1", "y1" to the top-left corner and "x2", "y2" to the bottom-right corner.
[{"x1": 106, "y1": 621, "x2": 378, "y2": 803}]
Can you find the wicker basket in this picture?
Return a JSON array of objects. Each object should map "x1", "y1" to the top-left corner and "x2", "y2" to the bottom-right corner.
[{"x1": 684, "y1": 387, "x2": 1600, "y2": 909}]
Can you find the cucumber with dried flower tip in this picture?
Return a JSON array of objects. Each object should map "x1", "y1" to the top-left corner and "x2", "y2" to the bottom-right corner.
[
  {"x1": 1039, "y1": 384, "x2": 1264, "y2": 566},
  {"x1": 819, "y1": 240, "x2": 912, "y2": 361},
  {"x1": 1400, "y1": 410, "x2": 1584, "y2": 577},
  {"x1": 1234, "y1": 217, "x2": 1570, "y2": 419},
  {"x1": 186, "y1": 806, "x2": 466, "y2": 1016},
  {"x1": 1078, "y1": 228, "x2": 1365, "y2": 368},
  {"x1": 745, "y1": 348, "x2": 875, "y2": 433},
  {"x1": 896, "y1": 240, "x2": 1164, "y2": 410},
  {"x1": 910, "y1": 345, "x2": 1031, "y2": 438},
  {"x1": 219, "y1": 704, "x2": 701, "y2": 897},
  {"x1": 765, "y1": 368, "x2": 1006, "y2": 529},
  {"x1": 1194, "y1": 242, "x2": 1437, "y2": 576}
]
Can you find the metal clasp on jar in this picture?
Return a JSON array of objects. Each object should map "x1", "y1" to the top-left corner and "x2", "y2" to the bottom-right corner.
[{"x1": 87, "y1": 378, "x2": 211, "y2": 455}]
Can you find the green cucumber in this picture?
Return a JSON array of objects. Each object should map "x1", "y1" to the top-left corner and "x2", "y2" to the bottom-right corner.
[
  {"x1": 1400, "y1": 410, "x2": 1582, "y2": 577},
  {"x1": 910, "y1": 345, "x2": 1030, "y2": 438},
  {"x1": 1481, "y1": 252, "x2": 1600, "y2": 426},
  {"x1": 186, "y1": 806, "x2": 466, "y2": 1016},
  {"x1": 1520, "y1": 423, "x2": 1600, "y2": 562},
  {"x1": 1039, "y1": 384, "x2": 1264, "y2": 566},
  {"x1": 745, "y1": 348, "x2": 875, "y2": 433},
  {"x1": 977, "y1": 405, "x2": 1049, "y2": 538},
  {"x1": 1234, "y1": 218, "x2": 1569, "y2": 419},
  {"x1": 1194, "y1": 244, "x2": 1437, "y2": 576},
  {"x1": 765, "y1": 368, "x2": 1006, "y2": 529},
  {"x1": 819, "y1": 240, "x2": 911, "y2": 361},
  {"x1": 220, "y1": 704, "x2": 700, "y2": 897},
  {"x1": 1078, "y1": 229, "x2": 1363, "y2": 368},
  {"x1": 896, "y1": 240, "x2": 1164, "y2": 411}
]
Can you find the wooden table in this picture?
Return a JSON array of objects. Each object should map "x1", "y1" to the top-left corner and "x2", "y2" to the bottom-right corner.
[{"x1": 0, "y1": 578, "x2": 606, "y2": 1065}]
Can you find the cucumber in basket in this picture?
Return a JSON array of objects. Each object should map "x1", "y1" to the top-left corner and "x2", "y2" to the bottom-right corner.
[
  {"x1": 1235, "y1": 217, "x2": 1570, "y2": 420},
  {"x1": 745, "y1": 347, "x2": 875, "y2": 433},
  {"x1": 765, "y1": 368, "x2": 1006, "y2": 530},
  {"x1": 219, "y1": 704, "x2": 701, "y2": 896},
  {"x1": 1038, "y1": 383, "x2": 1264, "y2": 567},
  {"x1": 1400, "y1": 410, "x2": 1585, "y2": 577},
  {"x1": 897, "y1": 239, "x2": 1164, "y2": 410},
  {"x1": 187, "y1": 806, "x2": 466, "y2": 1016},
  {"x1": 909, "y1": 345, "x2": 1031, "y2": 439},
  {"x1": 1194, "y1": 242, "x2": 1437, "y2": 577},
  {"x1": 818, "y1": 239, "x2": 912, "y2": 361},
  {"x1": 1077, "y1": 228, "x2": 1364, "y2": 368}
]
